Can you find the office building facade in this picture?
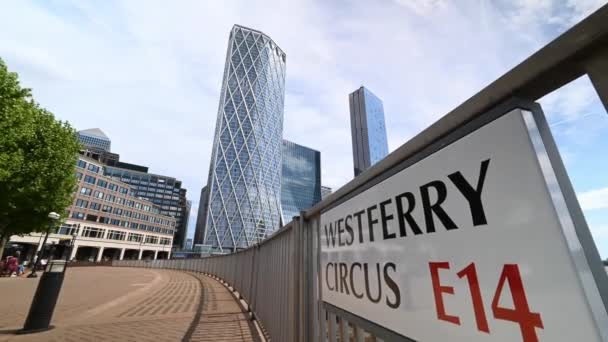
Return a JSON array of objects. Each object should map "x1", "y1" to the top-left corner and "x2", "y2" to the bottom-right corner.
[
  {"x1": 203, "y1": 25, "x2": 286, "y2": 252},
  {"x1": 10, "y1": 156, "x2": 175, "y2": 262},
  {"x1": 77, "y1": 128, "x2": 189, "y2": 249},
  {"x1": 104, "y1": 165, "x2": 188, "y2": 249},
  {"x1": 281, "y1": 140, "x2": 321, "y2": 223},
  {"x1": 349, "y1": 86, "x2": 389, "y2": 177}
]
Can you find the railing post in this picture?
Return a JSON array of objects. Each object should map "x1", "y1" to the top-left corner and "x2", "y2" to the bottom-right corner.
[
  {"x1": 586, "y1": 47, "x2": 608, "y2": 113},
  {"x1": 248, "y1": 244, "x2": 257, "y2": 317}
]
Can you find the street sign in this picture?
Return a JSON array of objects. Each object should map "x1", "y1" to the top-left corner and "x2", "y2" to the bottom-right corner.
[{"x1": 320, "y1": 108, "x2": 608, "y2": 341}]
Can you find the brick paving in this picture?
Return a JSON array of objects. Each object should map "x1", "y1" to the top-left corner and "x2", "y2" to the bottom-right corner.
[{"x1": 0, "y1": 267, "x2": 258, "y2": 342}]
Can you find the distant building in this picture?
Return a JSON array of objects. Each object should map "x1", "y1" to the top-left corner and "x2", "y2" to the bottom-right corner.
[
  {"x1": 193, "y1": 186, "x2": 209, "y2": 246},
  {"x1": 8, "y1": 156, "x2": 175, "y2": 262},
  {"x1": 78, "y1": 128, "x2": 119, "y2": 164},
  {"x1": 349, "y1": 86, "x2": 389, "y2": 177},
  {"x1": 281, "y1": 140, "x2": 321, "y2": 223},
  {"x1": 183, "y1": 200, "x2": 192, "y2": 247},
  {"x1": 78, "y1": 128, "x2": 112, "y2": 152},
  {"x1": 202, "y1": 25, "x2": 287, "y2": 252},
  {"x1": 185, "y1": 238, "x2": 193, "y2": 250},
  {"x1": 321, "y1": 186, "x2": 332, "y2": 200}
]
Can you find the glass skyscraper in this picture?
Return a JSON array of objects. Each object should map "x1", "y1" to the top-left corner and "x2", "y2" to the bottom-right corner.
[
  {"x1": 203, "y1": 25, "x2": 286, "y2": 252},
  {"x1": 281, "y1": 140, "x2": 321, "y2": 223},
  {"x1": 349, "y1": 86, "x2": 389, "y2": 177},
  {"x1": 193, "y1": 186, "x2": 208, "y2": 246}
]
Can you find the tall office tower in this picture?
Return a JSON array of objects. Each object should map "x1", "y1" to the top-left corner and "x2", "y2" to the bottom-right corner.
[
  {"x1": 203, "y1": 25, "x2": 287, "y2": 252},
  {"x1": 281, "y1": 140, "x2": 321, "y2": 223},
  {"x1": 321, "y1": 186, "x2": 332, "y2": 200},
  {"x1": 193, "y1": 186, "x2": 209, "y2": 246},
  {"x1": 349, "y1": 86, "x2": 389, "y2": 177},
  {"x1": 183, "y1": 200, "x2": 192, "y2": 247}
]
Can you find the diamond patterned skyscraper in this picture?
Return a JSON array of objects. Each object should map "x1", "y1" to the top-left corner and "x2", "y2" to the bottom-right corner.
[{"x1": 203, "y1": 25, "x2": 286, "y2": 252}]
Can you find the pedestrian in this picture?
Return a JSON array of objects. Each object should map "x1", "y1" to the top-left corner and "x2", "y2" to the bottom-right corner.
[
  {"x1": 6, "y1": 255, "x2": 18, "y2": 277},
  {"x1": 15, "y1": 251, "x2": 25, "y2": 275}
]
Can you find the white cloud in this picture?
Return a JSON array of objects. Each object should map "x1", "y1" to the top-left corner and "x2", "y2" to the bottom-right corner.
[
  {"x1": 1, "y1": 0, "x2": 606, "y2": 241},
  {"x1": 579, "y1": 187, "x2": 608, "y2": 210}
]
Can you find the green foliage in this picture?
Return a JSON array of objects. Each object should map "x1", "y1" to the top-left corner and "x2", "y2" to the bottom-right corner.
[{"x1": 0, "y1": 58, "x2": 80, "y2": 244}]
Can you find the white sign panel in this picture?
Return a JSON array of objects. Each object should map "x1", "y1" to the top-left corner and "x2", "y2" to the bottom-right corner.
[{"x1": 320, "y1": 109, "x2": 607, "y2": 341}]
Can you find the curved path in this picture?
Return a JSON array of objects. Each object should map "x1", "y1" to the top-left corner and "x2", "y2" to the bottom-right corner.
[{"x1": 0, "y1": 267, "x2": 258, "y2": 342}]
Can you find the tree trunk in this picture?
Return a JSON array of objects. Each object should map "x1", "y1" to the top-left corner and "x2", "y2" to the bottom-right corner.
[{"x1": 0, "y1": 233, "x2": 8, "y2": 259}]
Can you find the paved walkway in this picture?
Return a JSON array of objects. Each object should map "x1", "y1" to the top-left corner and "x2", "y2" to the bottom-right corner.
[{"x1": 0, "y1": 267, "x2": 258, "y2": 342}]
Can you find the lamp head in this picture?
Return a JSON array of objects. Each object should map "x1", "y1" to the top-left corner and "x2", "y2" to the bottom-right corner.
[{"x1": 48, "y1": 212, "x2": 60, "y2": 220}]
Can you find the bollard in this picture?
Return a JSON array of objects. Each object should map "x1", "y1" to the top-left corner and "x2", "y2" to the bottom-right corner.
[{"x1": 18, "y1": 260, "x2": 67, "y2": 334}]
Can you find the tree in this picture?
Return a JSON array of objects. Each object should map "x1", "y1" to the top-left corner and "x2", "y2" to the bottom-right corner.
[{"x1": 0, "y1": 58, "x2": 80, "y2": 257}]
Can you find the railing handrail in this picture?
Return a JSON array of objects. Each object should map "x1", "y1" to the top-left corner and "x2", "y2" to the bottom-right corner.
[{"x1": 304, "y1": 4, "x2": 608, "y2": 219}]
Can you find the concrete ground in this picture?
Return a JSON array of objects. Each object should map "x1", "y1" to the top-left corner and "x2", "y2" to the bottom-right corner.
[{"x1": 0, "y1": 267, "x2": 258, "y2": 342}]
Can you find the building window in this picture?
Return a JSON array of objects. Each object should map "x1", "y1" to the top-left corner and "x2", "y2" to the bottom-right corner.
[
  {"x1": 84, "y1": 175, "x2": 96, "y2": 184},
  {"x1": 101, "y1": 205, "x2": 112, "y2": 213},
  {"x1": 107, "y1": 230, "x2": 125, "y2": 241},
  {"x1": 113, "y1": 208, "x2": 123, "y2": 215},
  {"x1": 93, "y1": 190, "x2": 104, "y2": 199},
  {"x1": 105, "y1": 194, "x2": 115, "y2": 202},
  {"x1": 75, "y1": 172, "x2": 83, "y2": 180},
  {"x1": 128, "y1": 233, "x2": 143, "y2": 242},
  {"x1": 89, "y1": 202, "x2": 101, "y2": 211},
  {"x1": 160, "y1": 238, "x2": 171, "y2": 245},
  {"x1": 82, "y1": 226, "x2": 105, "y2": 238},
  {"x1": 80, "y1": 187, "x2": 92, "y2": 196},
  {"x1": 109, "y1": 184, "x2": 118, "y2": 192},
  {"x1": 57, "y1": 224, "x2": 79, "y2": 236},
  {"x1": 116, "y1": 197, "x2": 125, "y2": 205},
  {"x1": 71, "y1": 212, "x2": 84, "y2": 219},
  {"x1": 145, "y1": 235, "x2": 158, "y2": 244},
  {"x1": 77, "y1": 160, "x2": 87, "y2": 168},
  {"x1": 86, "y1": 214, "x2": 98, "y2": 222},
  {"x1": 110, "y1": 219, "x2": 120, "y2": 226},
  {"x1": 75, "y1": 199, "x2": 88, "y2": 208},
  {"x1": 130, "y1": 222, "x2": 138, "y2": 229},
  {"x1": 99, "y1": 216, "x2": 110, "y2": 224},
  {"x1": 119, "y1": 187, "x2": 128, "y2": 194},
  {"x1": 87, "y1": 164, "x2": 100, "y2": 173},
  {"x1": 97, "y1": 179, "x2": 108, "y2": 188}
]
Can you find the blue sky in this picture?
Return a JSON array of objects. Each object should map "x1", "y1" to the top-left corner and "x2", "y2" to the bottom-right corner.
[{"x1": 1, "y1": 0, "x2": 607, "y2": 258}]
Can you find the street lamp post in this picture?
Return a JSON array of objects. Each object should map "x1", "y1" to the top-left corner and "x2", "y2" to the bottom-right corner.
[
  {"x1": 27, "y1": 212, "x2": 60, "y2": 278},
  {"x1": 65, "y1": 233, "x2": 77, "y2": 263},
  {"x1": 18, "y1": 214, "x2": 70, "y2": 334}
]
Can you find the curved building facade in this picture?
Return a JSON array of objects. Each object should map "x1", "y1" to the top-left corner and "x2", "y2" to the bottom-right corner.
[{"x1": 203, "y1": 25, "x2": 286, "y2": 252}]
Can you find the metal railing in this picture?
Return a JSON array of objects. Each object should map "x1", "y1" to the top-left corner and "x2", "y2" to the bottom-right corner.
[{"x1": 114, "y1": 4, "x2": 608, "y2": 341}]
